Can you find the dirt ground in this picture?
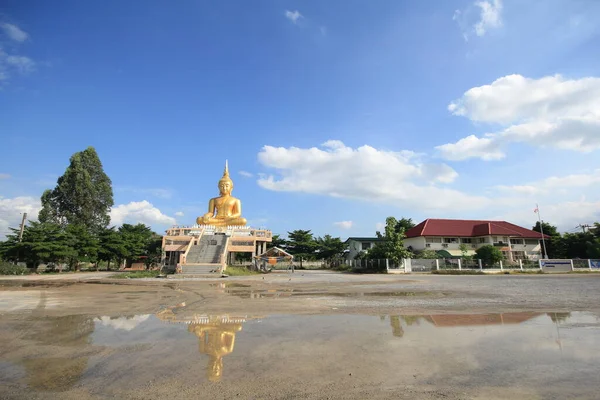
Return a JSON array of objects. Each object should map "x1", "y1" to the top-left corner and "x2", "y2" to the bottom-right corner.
[{"x1": 1, "y1": 271, "x2": 599, "y2": 399}]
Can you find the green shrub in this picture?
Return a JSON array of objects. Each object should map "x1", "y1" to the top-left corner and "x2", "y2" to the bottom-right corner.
[
  {"x1": 0, "y1": 262, "x2": 30, "y2": 275},
  {"x1": 223, "y1": 266, "x2": 261, "y2": 276},
  {"x1": 431, "y1": 269, "x2": 484, "y2": 275},
  {"x1": 110, "y1": 270, "x2": 161, "y2": 279}
]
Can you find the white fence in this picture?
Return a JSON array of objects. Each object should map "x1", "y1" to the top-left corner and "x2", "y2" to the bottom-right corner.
[{"x1": 346, "y1": 258, "x2": 600, "y2": 273}]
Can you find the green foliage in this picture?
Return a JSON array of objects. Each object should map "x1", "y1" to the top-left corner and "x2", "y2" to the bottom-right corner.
[
  {"x1": 431, "y1": 269, "x2": 484, "y2": 275},
  {"x1": 119, "y1": 223, "x2": 156, "y2": 267},
  {"x1": 531, "y1": 221, "x2": 600, "y2": 259},
  {"x1": 269, "y1": 234, "x2": 288, "y2": 249},
  {"x1": 475, "y1": 245, "x2": 504, "y2": 266},
  {"x1": 314, "y1": 235, "x2": 347, "y2": 261},
  {"x1": 0, "y1": 261, "x2": 30, "y2": 275},
  {"x1": 416, "y1": 249, "x2": 440, "y2": 259},
  {"x1": 98, "y1": 227, "x2": 127, "y2": 269},
  {"x1": 286, "y1": 229, "x2": 317, "y2": 261},
  {"x1": 224, "y1": 266, "x2": 261, "y2": 276},
  {"x1": 368, "y1": 217, "x2": 412, "y2": 263},
  {"x1": 39, "y1": 147, "x2": 113, "y2": 232},
  {"x1": 111, "y1": 270, "x2": 161, "y2": 279}
]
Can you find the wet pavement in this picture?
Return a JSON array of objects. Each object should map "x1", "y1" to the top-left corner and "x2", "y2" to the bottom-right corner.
[{"x1": 1, "y1": 272, "x2": 600, "y2": 399}]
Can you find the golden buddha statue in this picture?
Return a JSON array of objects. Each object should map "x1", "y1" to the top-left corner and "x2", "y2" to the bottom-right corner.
[{"x1": 196, "y1": 161, "x2": 247, "y2": 226}]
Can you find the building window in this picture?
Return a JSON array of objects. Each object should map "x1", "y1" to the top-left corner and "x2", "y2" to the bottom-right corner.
[
  {"x1": 478, "y1": 237, "x2": 487, "y2": 243},
  {"x1": 511, "y1": 238, "x2": 524, "y2": 245},
  {"x1": 461, "y1": 238, "x2": 472, "y2": 244},
  {"x1": 425, "y1": 244, "x2": 431, "y2": 248},
  {"x1": 525, "y1": 239, "x2": 539, "y2": 245},
  {"x1": 444, "y1": 238, "x2": 458, "y2": 244},
  {"x1": 426, "y1": 237, "x2": 442, "y2": 243},
  {"x1": 361, "y1": 242, "x2": 371, "y2": 251}
]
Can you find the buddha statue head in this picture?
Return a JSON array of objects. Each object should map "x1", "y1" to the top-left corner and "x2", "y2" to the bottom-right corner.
[{"x1": 218, "y1": 160, "x2": 234, "y2": 196}]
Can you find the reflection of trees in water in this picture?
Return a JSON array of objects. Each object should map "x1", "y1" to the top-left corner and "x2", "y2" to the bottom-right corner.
[
  {"x1": 16, "y1": 291, "x2": 95, "y2": 391},
  {"x1": 547, "y1": 312, "x2": 571, "y2": 324},
  {"x1": 187, "y1": 318, "x2": 244, "y2": 382}
]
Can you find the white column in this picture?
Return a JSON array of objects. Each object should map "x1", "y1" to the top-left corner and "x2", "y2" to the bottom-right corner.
[
  {"x1": 499, "y1": 260, "x2": 503, "y2": 270},
  {"x1": 570, "y1": 259, "x2": 574, "y2": 271},
  {"x1": 519, "y1": 259, "x2": 523, "y2": 270},
  {"x1": 435, "y1": 259, "x2": 440, "y2": 270},
  {"x1": 589, "y1": 259, "x2": 593, "y2": 271},
  {"x1": 457, "y1": 259, "x2": 462, "y2": 270},
  {"x1": 478, "y1": 259, "x2": 483, "y2": 270}
]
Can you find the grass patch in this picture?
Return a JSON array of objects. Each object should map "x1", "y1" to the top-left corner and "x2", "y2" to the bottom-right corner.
[
  {"x1": 223, "y1": 266, "x2": 261, "y2": 276},
  {"x1": 431, "y1": 269, "x2": 484, "y2": 275},
  {"x1": 110, "y1": 270, "x2": 162, "y2": 279}
]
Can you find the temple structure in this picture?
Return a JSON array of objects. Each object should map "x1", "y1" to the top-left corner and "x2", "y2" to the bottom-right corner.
[{"x1": 161, "y1": 161, "x2": 272, "y2": 274}]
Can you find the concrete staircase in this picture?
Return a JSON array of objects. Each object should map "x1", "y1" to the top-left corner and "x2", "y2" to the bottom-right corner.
[{"x1": 181, "y1": 234, "x2": 227, "y2": 275}]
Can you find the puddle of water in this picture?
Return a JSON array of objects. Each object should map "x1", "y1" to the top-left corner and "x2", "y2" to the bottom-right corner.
[
  {"x1": 0, "y1": 310, "x2": 598, "y2": 397},
  {"x1": 222, "y1": 289, "x2": 439, "y2": 299}
]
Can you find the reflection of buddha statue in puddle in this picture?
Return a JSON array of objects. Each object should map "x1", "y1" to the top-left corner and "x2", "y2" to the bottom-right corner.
[
  {"x1": 188, "y1": 317, "x2": 243, "y2": 382},
  {"x1": 196, "y1": 161, "x2": 247, "y2": 227}
]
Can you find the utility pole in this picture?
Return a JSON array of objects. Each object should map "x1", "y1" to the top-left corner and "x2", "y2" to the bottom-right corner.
[
  {"x1": 534, "y1": 204, "x2": 548, "y2": 260},
  {"x1": 577, "y1": 224, "x2": 591, "y2": 233},
  {"x1": 18, "y1": 212, "x2": 27, "y2": 242}
]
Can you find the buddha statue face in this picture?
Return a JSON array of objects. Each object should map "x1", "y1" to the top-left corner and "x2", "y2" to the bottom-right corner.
[{"x1": 218, "y1": 179, "x2": 232, "y2": 196}]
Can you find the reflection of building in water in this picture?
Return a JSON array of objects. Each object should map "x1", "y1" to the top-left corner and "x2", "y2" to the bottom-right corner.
[
  {"x1": 384, "y1": 313, "x2": 545, "y2": 337},
  {"x1": 156, "y1": 304, "x2": 249, "y2": 382}
]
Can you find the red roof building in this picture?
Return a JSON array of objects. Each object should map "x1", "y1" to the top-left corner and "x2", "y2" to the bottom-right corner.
[{"x1": 404, "y1": 218, "x2": 547, "y2": 261}]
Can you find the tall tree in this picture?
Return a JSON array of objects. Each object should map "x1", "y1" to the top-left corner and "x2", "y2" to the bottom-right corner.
[
  {"x1": 269, "y1": 234, "x2": 288, "y2": 250},
  {"x1": 532, "y1": 221, "x2": 563, "y2": 258},
  {"x1": 286, "y1": 230, "x2": 317, "y2": 262},
  {"x1": 369, "y1": 216, "x2": 412, "y2": 263},
  {"x1": 315, "y1": 235, "x2": 347, "y2": 261},
  {"x1": 98, "y1": 227, "x2": 127, "y2": 270},
  {"x1": 39, "y1": 147, "x2": 113, "y2": 232},
  {"x1": 119, "y1": 223, "x2": 155, "y2": 266}
]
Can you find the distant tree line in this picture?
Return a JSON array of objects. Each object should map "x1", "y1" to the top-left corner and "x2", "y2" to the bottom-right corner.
[
  {"x1": 532, "y1": 221, "x2": 600, "y2": 259},
  {"x1": 0, "y1": 147, "x2": 162, "y2": 271}
]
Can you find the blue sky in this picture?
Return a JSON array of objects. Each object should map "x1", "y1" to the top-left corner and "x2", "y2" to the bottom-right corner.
[{"x1": 1, "y1": 0, "x2": 600, "y2": 239}]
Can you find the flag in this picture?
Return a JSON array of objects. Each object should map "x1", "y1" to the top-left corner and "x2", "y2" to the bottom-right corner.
[{"x1": 534, "y1": 206, "x2": 539, "y2": 213}]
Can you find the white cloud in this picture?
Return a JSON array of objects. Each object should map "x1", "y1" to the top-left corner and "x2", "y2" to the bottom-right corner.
[
  {"x1": 474, "y1": 0, "x2": 503, "y2": 37},
  {"x1": 0, "y1": 23, "x2": 35, "y2": 84},
  {"x1": 453, "y1": 0, "x2": 502, "y2": 40},
  {"x1": 285, "y1": 10, "x2": 303, "y2": 24},
  {"x1": 495, "y1": 169, "x2": 600, "y2": 196},
  {"x1": 375, "y1": 222, "x2": 385, "y2": 232},
  {"x1": 239, "y1": 170, "x2": 254, "y2": 178},
  {"x1": 0, "y1": 196, "x2": 41, "y2": 239},
  {"x1": 257, "y1": 141, "x2": 490, "y2": 212},
  {"x1": 334, "y1": 221, "x2": 353, "y2": 230},
  {"x1": 436, "y1": 135, "x2": 505, "y2": 161},
  {"x1": 5, "y1": 55, "x2": 35, "y2": 73},
  {"x1": 439, "y1": 74, "x2": 600, "y2": 160},
  {"x1": 174, "y1": 211, "x2": 184, "y2": 217},
  {"x1": 98, "y1": 315, "x2": 150, "y2": 331},
  {"x1": 0, "y1": 173, "x2": 10, "y2": 179},
  {"x1": 495, "y1": 199, "x2": 600, "y2": 232},
  {"x1": 0, "y1": 23, "x2": 28, "y2": 42},
  {"x1": 109, "y1": 201, "x2": 176, "y2": 227}
]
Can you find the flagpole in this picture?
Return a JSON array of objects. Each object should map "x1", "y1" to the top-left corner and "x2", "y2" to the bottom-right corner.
[{"x1": 536, "y1": 203, "x2": 548, "y2": 259}]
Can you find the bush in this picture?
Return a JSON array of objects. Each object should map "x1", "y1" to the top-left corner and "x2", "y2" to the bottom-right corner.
[
  {"x1": 223, "y1": 266, "x2": 261, "y2": 276},
  {"x1": 0, "y1": 262, "x2": 30, "y2": 275},
  {"x1": 431, "y1": 269, "x2": 484, "y2": 275}
]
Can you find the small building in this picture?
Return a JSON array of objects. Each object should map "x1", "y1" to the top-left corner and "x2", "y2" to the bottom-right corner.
[
  {"x1": 404, "y1": 219, "x2": 547, "y2": 261},
  {"x1": 344, "y1": 237, "x2": 383, "y2": 260}
]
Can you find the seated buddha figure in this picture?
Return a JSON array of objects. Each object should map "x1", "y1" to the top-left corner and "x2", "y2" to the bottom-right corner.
[{"x1": 196, "y1": 161, "x2": 247, "y2": 226}]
